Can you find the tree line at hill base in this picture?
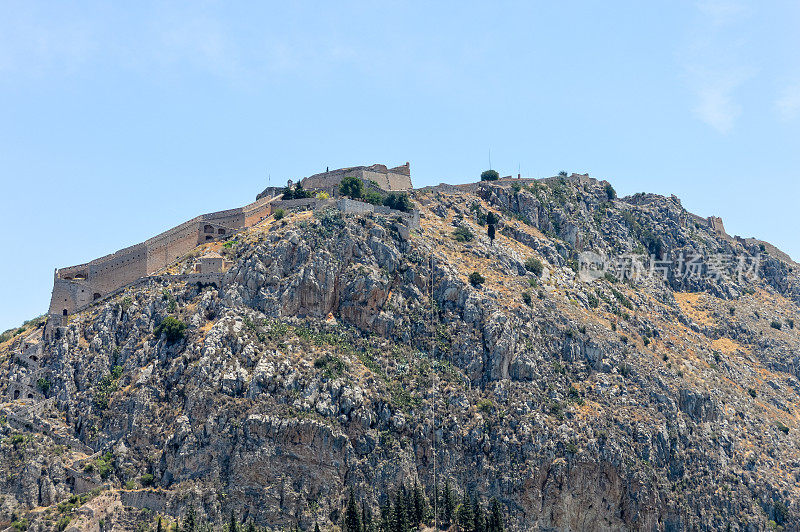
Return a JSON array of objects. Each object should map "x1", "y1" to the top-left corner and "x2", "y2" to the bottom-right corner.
[{"x1": 153, "y1": 479, "x2": 506, "y2": 532}]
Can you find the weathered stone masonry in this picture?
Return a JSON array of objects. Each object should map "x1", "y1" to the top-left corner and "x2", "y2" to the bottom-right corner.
[
  {"x1": 47, "y1": 162, "x2": 415, "y2": 325},
  {"x1": 48, "y1": 194, "x2": 278, "y2": 319}
]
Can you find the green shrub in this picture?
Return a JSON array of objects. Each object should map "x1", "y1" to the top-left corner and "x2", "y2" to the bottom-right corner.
[
  {"x1": 748, "y1": 388, "x2": 757, "y2": 398},
  {"x1": 314, "y1": 354, "x2": 346, "y2": 379},
  {"x1": 95, "y1": 452, "x2": 113, "y2": 480},
  {"x1": 273, "y1": 209, "x2": 285, "y2": 220},
  {"x1": 587, "y1": 294, "x2": 599, "y2": 308},
  {"x1": 525, "y1": 257, "x2": 543, "y2": 276},
  {"x1": 788, "y1": 318, "x2": 795, "y2": 329},
  {"x1": 477, "y1": 399, "x2": 494, "y2": 414},
  {"x1": 522, "y1": 291, "x2": 532, "y2": 306},
  {"x1": 469, "y1": 272, "x2": 485, "y2": 287},
  {"x1": 771, "y1": 320, "x2": 782, "y2": 330},
  {"x1": 558, "y1": 170, "x2": 568, "y2": 177},
  {"x1": 364, "y1": 191, "x2": 384, "y2": 205},
  {"x1": 383, "y1": 192, "x2": 413, "y2": 212},
  {"x1": 480, "y1": 169, "x2": 499, "y2": 181},
  {"x1": 153, "y1": 316, "x2": 186, "y2": 343},
  {"x1": 776, "y1": 422, "x2": 790, "y2": 434},
  {"x1": 339, "y1": 176, "x2": 363, "y2": 199},
  {"x1": 604, "y1": 182, "x2": 617, "y2": 200},
  {"x1": 140, "y1": 473, "x2": 155, "y2": 486},
  {"x1": 36, "y1": 377, "x2": 51, "y2": 395},
  {"x1": 55, "y1": 516, "x2": 71, "y2": 531},
  {"x1": 452, "y1": 226, "x2": 474, "y2": 242}
]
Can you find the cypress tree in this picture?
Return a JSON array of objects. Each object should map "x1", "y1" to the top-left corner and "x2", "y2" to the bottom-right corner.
[
  {"x1": 487, "y1": 498, "x2": 504, "y2": 532},
  {"x1": 393, "y1": 488, "x2": 408, "y2": 532},
  {"x1": 156, "y1": 516, "x2": 163, "y2": 532},
  {"x1": 443, "y1": 481, "x2": 456, "y2": 527},
  {"x1": 314, "y1": 524, "x2": 321, "y2": 532},
  {"x1": 344, "y1": 489, "x2": 363, "y2": 532},
  {"x1": 185, "y1": 506, "x2": 196, "y2": 532},
  {"x1": 457, "y1": 491, "x2": 473, "y2": 531},
  {"x1": 379, "y1": 500, "x2": 391, "y2": 532},
  {"x1": 229, "y1": 508, "x2": 238, "y2": 532},
  {"x1": 472, "y1": 496, "x2": 485, "y2": 532},
  {"x1": 246, "y1": 521, "x2": 257, "y2": 532},
  {"x1": 412, "y1": 480, "x2": 427, "y2": 526},
  {"x1": 362, "y1": 501, "x2": 374, "y2": 532}
]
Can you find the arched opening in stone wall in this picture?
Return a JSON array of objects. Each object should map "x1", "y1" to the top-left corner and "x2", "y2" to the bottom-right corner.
[
  {"x1": 13, "y1": 390, "x2": 20, "y2": 400},
  {"x1": 204, "y1": 225, "x2": 214, "y2": 233},
  {"x1": 218, "y1": 228, "x2": 226, "y2": 235},
  {"x1": 27, "y1": 393, "x2": 33, "y2": 399},
  {"x1": 205, "y1": 235, "x2": 214, "y2": 241},
  {"x1": 30, "y1": 355, "x2": 37, "y2": 363},
  {"x1": 62, "y1": 309, "x2": 68, "y2": 316},
  {"x1": 93, "y1": 293, "x2": 101, "y2": 300}
]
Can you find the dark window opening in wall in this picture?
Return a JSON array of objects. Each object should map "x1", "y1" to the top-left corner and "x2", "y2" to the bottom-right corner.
[
  {"x1": 27, "y1": 393, "x2": 33, "y2": 399},
  {"x1": 204, "y1": 225, "x2": 214, "y2": 233},
  {"x1": 13, "y1": 390, "x2": 20, "y2": 400},
  {"x1": 62, "y1": 309, "x2": 68, "y2": 316},
  {"x1": 93, "y1": 293, "x2": 101, "y2": 300},
  {"x1": 205, "y1": 235, "x2": 213, "y2": 241},
  {"x1": 30, "y1": 355, "x2": 37, "y2": 362},
  {"x1": 218, "y1": 228, "x2": 226, "y2": 235}
]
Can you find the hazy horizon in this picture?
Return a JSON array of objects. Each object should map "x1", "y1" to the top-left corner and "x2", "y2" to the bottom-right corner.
[{"x1": 1, "y1": 1, "x2": 798, "y2": 331}]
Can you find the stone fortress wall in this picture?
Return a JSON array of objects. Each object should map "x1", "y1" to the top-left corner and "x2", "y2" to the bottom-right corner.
[
  {"x1": 49, "y1": 197, "x2": 276, "y2": 319},
  {"x1": 48, "y1": 163, "x2": 415, "y2": 321},
  {"x1": 300, "y1": 163, "x2": 412, "y2": 194}
]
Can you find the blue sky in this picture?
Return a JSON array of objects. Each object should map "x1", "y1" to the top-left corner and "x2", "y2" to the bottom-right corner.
[{"x1": 1, "y1": 1, "x2": 799, "y2": 331}]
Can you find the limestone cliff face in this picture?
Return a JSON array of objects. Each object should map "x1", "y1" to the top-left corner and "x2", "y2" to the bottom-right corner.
[{"x1": 2, "y1": 178, "x2": 800, "y2": 530}]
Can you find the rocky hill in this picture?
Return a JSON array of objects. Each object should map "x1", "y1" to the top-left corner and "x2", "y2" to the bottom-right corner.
[{"x1": 1, "y1": 175, "x2": 799, "y2": 531}]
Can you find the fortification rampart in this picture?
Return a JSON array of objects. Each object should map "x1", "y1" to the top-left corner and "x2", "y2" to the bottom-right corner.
[
  {"x1": 48, "y1": 198, "x2": 275, "y2": 318},
  {"x1": 300, "y1": 163, "x2": 412, "y2": 194},
  {"x1": 48, "y1": 163, "x2": 413, "y2": 325}
]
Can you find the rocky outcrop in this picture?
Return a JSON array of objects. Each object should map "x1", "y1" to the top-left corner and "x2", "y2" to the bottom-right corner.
[{"x1": 1, "y1": 179, "x2": 799, "y2": 530}]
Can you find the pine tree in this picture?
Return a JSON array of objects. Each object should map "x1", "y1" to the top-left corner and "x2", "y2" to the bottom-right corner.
[
  {"x1": 173, "y1": 520, "x2": 180, "y2": 532},
  {"x1": 379, "y1": 500, "x2": 391, "y2": 532},
  {"x1": 246, "y1": 521, "x2": 256, "y2": 532},
  {"x1": 443, "y1": 481, "x2": 456, "y2": 527},
  {"x1": 156, "y1": 516, "x2": 163, "y2": 532},
  {"x1": 472, "y1": 496, "x2": 485, "y2": 532},
  {"x1": 344, "y1": 489, "x2": 363, "y2": 532},
  {"x1": 412, "y1": 480, "x2": 427, "y2": 526},
  {"x1": 487, "y1": 498, "x2": 504, "y2": 532},
  {"x1": 228, "y1": 508, "x2": 238, "y2": 532},
  {"x1": 314, "y1": 524, "x2": 321, "y2": 532},
  {"x1": 185, "y1": 506, "x2": 196, "y2": 532},
  {"x1": 362, "y1": 501, "x2": 373, "y2": 532},
  {"x1": 393, "y1": 488, "x2": 408, "y2": 532},
  {"x1": 457, "y1": 491, "x2": 473, "y2": 531}
]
